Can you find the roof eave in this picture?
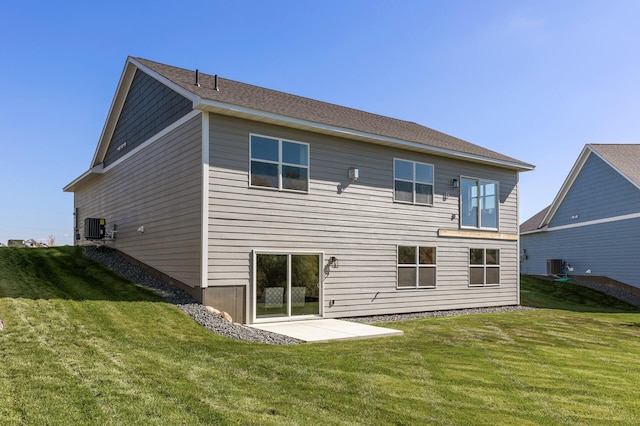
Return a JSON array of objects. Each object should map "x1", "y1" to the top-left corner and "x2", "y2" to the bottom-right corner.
[
  {"x1": 195, "y1": 99, "x2": 535, "y2": 172},
  {"x1": 63, "y1": 165, "x2": 104, "y2": 192}
]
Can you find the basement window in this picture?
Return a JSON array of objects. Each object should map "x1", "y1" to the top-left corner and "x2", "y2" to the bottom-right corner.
[
  {"x1": 469, "y1": 248, "x2": 500, "y2": 286},
  {"x1": 397, "y1": 246, "x2": 436, "y2": 288}
]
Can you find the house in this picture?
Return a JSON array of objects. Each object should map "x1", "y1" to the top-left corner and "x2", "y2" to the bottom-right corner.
[
  {"x1": 64, "y1": 57, "x2": 534, "y2": 324},
  {"x1": 521, "y1": 144, "x2": 640, "y2": 288}
]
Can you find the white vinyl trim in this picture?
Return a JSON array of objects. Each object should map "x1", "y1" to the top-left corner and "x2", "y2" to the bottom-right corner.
[
  {"x1": 102, "y1": 110, "x2": 202, "y2": 173},
  {"x1": 90, "y1": 61, "x2": 138, "y2": 167},
  {"x1": 528, "y1": 211, "x2": 640, "y2": 233},
  {"x1": 200, "y1": 112, "x2": 210, "y2": 288},
  {"x1": 128, "y1": 57, "x2": 201, "y2": 105}
]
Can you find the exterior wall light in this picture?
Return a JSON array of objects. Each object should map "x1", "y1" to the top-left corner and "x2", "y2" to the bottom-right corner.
[
  {"x1": 329, "y1": 256, "x2": 339, "y2": 268},
  {"x1": 348, "y1": 167, "x2": 359, "y2": 182},
  {"x1": 452, "y1": 178, "x2": 459, "y2": 188}
]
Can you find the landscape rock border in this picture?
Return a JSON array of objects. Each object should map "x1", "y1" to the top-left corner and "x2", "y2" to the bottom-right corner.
[
  {"x1": 84, "y1": 246, "x2": 302, "y2": 345},
  {"x1": 84, "y1": 245, "x2": 538, "y2": 344}
]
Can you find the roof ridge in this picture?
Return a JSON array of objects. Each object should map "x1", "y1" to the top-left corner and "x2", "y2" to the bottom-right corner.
[{"x1": 135, "y1": 57, "x2": 429, "y2": 129}]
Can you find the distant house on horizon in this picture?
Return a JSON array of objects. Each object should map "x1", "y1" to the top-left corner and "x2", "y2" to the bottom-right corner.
[
  {"x1": 64, "y1": 56, "x2": 534, "y2": 324},
  {"x1": 521, "y1": 144, "x2": 640, "y2": 289}
]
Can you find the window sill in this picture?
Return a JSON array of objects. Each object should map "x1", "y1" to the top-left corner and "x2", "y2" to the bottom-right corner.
[
  {"x1": 468, "y1": 284, "x2": 501, "y2": 288},
  {"x1": 393, "y1": 199, "x2": 434, "y2": 207},
  {"x1": 397, "y1": 286, "x2": 437, "y2": 290},
  {"x1": 249, "y1": 185, "x2": 309, "y2": 194},
  {"x1": 438, "y1": 229, "x2": 518, "y2": 241}
]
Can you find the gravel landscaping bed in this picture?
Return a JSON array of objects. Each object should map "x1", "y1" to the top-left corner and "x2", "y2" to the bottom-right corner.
[
  {"x1": 344, "y1": 305, "x2": 536, "y2": 324},
  {"x1": 84, "y1": 246, "x2": 302, "y2": 345},
  {"x1": 85, "y1": 246, "x2": 537, "y2": 344}
]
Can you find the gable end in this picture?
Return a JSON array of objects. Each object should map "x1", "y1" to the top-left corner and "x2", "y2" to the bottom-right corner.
[{"x1": 103, "y1": 69, "x2": 193, "y2": 166}]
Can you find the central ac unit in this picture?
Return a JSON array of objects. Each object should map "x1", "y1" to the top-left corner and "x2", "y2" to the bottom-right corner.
[{"x1": 84, "y1": 218, "x2": 106, "y2": 240}]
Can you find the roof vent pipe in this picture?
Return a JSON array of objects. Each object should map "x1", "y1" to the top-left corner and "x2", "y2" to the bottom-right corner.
[
  {"x1": 195, "y1": 69, "x2": 200, "y2": 87},
  {"x1": 214, "y1": 74, "x2": 219, "y2": 91}
]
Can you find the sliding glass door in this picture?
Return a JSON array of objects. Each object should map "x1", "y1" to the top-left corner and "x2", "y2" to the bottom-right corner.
[{"x1": 255, "y1": 252, "x2": 321, "y2": 321}]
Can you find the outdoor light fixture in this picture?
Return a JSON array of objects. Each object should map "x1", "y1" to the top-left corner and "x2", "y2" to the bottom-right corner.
[
  {"x1": 329, "y1": 256, "x2": 339, "y2": 268},
  {"x1": 348, "y1": 167, "x2": 359, "y2": 182},
  {"x1": 452, "y1": 178, "x2": 459, "y2": 188}
]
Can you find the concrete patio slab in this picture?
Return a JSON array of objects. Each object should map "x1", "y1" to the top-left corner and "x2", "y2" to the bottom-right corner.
[{"x1": 250, "y1": 319, "x2": 404, "y2": 343}]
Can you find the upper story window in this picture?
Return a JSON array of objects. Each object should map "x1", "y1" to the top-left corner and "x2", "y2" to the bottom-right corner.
[
  {"x1": 394, "y1": 159, "x2": 434, "y2": 205},
  {"x1": 250, "y1": 135, "x2": 309, "y2": 192},
  {"x1": 460, "y1": 177, "x2": 498, "y2": 229}
]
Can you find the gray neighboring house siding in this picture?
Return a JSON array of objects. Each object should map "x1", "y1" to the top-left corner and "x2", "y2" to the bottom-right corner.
[
  {"x1": 65, "y1": 57, "x2": 533, "y2": 324},
  {"x1": 520, "y1": 144, "x2": 640, "y2": 288}
]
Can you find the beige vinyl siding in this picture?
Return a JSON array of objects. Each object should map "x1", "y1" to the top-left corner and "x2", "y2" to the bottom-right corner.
[
  {"x1": 74, "y1": 114, "x2": 202, "y2": 287},
  {"x1": 207, "y1": 114, "x2": 519, "y2": 320}
]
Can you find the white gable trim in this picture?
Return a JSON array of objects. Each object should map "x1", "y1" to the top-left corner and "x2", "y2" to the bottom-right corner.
[
  {"x1": 539, "y1": 145, "x2": 593, "y2": 227},
  {"x1": 90, "y1": 61, "x2": 137, "y2": 167},
  {"x1": 65, "y1": 110, "x2": 202, "y2": 192},
  {"x1": 128, "y1": 57, "x2": 201, "y2": 105},
  {"x1": 90, "y1": 57, "x2": 201, "y2": 168},
  {"x1": 525, "y1": 211, "x2": 640, "y2": 234},
  {"x1": 102, "y1": 110, "x2": 202, "y2": 173}
]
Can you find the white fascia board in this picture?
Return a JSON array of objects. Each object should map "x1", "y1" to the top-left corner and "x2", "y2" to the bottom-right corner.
[
  {"x1": 63, "y1": 164, "x2": 104, "y2": 192},
  {"x1": 195, "y1": 99, "x2": 535, "y2": 172},
  {"x1": 128, "y1": 57, "x2": 201, "y2": 107},
  {"x1": 66, "y1": 110, "x2": 201, "y2": 192},
  {"x1": 529, "y1": 211, "x2": 640, "y2": 233},
  {"x1": 90, "y1": 60, "x2": 137, "y2": 167},
  {"x1": 520, "y1": 226, "x2": 548, "y2": 236},
  {"x1": 539, "y1": 145, "x2": 593, "y2": 227}
]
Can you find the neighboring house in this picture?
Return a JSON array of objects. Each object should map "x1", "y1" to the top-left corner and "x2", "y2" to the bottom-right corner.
[
  {"x1": 64, "y1": 57, "x2": 534, "y2": 324},
  {"x1": 521, "y1": 144, "x2": 640, "y2": 288}
]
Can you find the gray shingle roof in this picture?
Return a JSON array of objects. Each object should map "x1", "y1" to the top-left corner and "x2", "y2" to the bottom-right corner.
[
  {"x1": 588, "y1": 144, "x2": 640, "y2": 187},
  {"x1": 520, "y1": 205, "x2": 550, "y2": 233},
  {"x1": 134, "y1": 57, "x2": 533, "y2": 170}
]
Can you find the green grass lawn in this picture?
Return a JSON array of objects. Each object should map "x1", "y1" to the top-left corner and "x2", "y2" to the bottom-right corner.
[{"x1": 2, "y1": 247, "x2": 640, "y2": 425}]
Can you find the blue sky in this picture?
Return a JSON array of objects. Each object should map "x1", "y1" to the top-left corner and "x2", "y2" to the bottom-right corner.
[{"x1": 2, "y1": 1, "x2": 640, "y2": 245}]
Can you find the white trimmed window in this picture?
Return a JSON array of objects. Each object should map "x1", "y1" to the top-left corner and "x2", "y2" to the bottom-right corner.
[
  {"x1": 394, "y1": 159, "x2": 434, "y2": 205},
  {"x1": 397, "y1": 246, "x2": 436, "y2": 288},
  {"x1": 250, "y1": 134, "x2": 309, "y2": 192},
  {"x1": 460, "y1": 177, "x2": 498, "y2": 229},
  {"x1": 469, "y1": 248, "x2": 500, "y2": 286}
]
